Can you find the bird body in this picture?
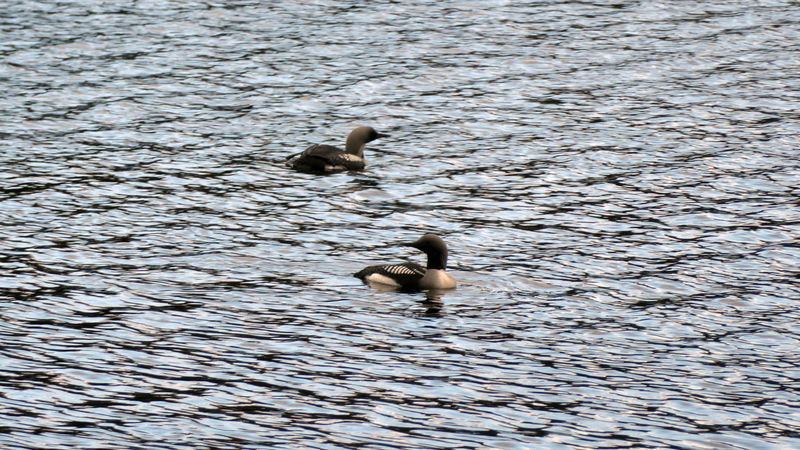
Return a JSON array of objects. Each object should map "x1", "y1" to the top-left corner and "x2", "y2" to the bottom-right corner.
[
  {"x1": 286, "y1": 126, "x2": 388, "y2": 173},
  {"x1": 355, "y1": 234, "x2": 457, "y2": 290}
]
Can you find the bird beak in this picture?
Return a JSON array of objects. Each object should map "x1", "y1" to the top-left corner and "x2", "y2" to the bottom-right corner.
[
  {"x1": 400, "y1": 240, "x2": 419, "y2": 249},
  {"x1": 376, "y1": 132, "x2": 390, "y2": 139}
]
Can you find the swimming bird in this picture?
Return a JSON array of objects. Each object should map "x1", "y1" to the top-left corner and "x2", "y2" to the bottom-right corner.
[
  {"x1": 285, "y1": 126, "x2": 389, "y2": 173},
  {"x1": 354, "y1": 233, "x2": 457, "y2": 290}
]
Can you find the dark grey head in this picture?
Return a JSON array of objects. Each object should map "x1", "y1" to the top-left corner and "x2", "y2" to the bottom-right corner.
[
  {"x1": 402, "y1": 233, "x2": 449, "y2": 270},
  {"x1": 345, "y1": 126, "x2": 390, "y2": 156}
]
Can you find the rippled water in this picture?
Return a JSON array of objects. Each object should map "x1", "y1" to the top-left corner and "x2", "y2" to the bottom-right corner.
[{"x1": 2, "y1": 0, "x2": 799, "y2": 448}]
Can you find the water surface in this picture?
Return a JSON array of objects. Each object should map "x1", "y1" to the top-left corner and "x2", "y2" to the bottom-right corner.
[{"x1": 1, "y1": 0, "x2": 799, "y2": 448}]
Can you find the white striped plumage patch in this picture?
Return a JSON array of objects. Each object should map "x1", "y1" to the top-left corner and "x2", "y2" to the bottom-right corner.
[
  {"x1": 339, "y1": 153, "x2": 363, "y2": 163},
  {"x1": 383, "y1": 265, "x2": 422, "y2": 276}
]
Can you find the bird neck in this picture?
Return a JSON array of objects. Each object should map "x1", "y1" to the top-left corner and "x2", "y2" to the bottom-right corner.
[
  {"x1": 426, "y1": 252, "x2": 447, "y2": 270},
  {"x1": 345, "y1": 137, "x2": 366, "y2": 156}
]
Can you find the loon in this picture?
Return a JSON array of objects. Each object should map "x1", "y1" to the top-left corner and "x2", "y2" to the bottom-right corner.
[
  {"x1": 354, "y1": 234, "x2": 457, "y2": 290},
  {"x1": 285, "y1": 126, "x2": 389, "y2": 173}
]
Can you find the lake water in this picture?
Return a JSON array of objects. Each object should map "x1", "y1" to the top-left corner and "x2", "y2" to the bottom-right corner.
[{"x1": 1, "y1": 0, "x2": 799, "y2": 448}]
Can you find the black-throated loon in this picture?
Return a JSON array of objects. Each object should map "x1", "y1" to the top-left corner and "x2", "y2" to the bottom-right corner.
[
  {"x1": 354, "y1": 233, "x2": 457, "y2": 290},
  {"x1": 285, "y1": 126, "x2": 389, "y2": 173}
]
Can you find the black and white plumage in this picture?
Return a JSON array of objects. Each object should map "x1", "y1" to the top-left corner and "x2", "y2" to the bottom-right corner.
[
  {"x1": 285, "y1": 126, "x2": 389, "y2": 173},
  {"x1": 354, "y1": 262, "x2": 426, "y2": 288},
  {"x1": 354, "y1": 234, "x2": 457, "y2": 290}
]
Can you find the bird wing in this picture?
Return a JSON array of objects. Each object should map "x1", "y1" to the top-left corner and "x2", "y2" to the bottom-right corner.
[
  {"x1": 354, "y1": 262, "x2": 425, "y2": 288},
  {"x1": 287, "y1": 144, "x2": 364, "y2": 171},
  {"x1": 300, "y1": 144, "x2": 343, "y2": 160}
]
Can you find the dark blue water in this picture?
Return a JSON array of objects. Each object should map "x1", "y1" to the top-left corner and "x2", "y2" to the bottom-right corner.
[{"x1": 2, "y1": 1, "x2": 799, "y2": 448}]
